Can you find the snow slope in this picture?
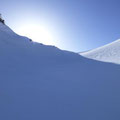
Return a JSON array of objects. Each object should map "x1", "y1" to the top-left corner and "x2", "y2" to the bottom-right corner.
[
  {"x1": 80, "y1": 39, "x2": 120, "y2": 64},
  {"x1": 1, "y1": 22, "x2": 120, "y2": 120}
]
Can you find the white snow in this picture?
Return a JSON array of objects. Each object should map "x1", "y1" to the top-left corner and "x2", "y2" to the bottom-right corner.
[
  {"x1": 0, "y1": 22, "x2": 120, "y2": 120},
  {"x1": 80, "y1": 39, "x2": 120, "y2": 64}
]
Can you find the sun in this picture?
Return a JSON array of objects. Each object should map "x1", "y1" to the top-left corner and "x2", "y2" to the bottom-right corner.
[{"x1": 16, "y1": 24, "x2": 54, "y2": 45}]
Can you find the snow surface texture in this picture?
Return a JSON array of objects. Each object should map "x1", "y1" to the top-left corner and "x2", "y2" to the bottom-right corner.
[
  {"x1": 80, "y1": 40, "x2": 120, "y2": 64},
  {"x1": 1, "y1": 22, "x2": 120, "y2": 120}
]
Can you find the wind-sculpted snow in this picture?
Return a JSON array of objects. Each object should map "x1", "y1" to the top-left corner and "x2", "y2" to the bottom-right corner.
[
  {"x1": 0, "y1": 23, "x2": 120, "y2": 120},
  {"x1": 80, "y1": 39, "x2": 120, "y2": 64}
]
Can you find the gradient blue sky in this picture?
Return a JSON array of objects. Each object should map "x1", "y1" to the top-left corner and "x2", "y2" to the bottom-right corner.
[{"x1": 0, "y1": 0, "x2": 120, "y2": 52}]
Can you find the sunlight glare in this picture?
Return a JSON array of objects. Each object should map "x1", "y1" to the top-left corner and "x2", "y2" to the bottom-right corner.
[{"x1": 17, "y1": 24, "x2": 54, "y2": 45}]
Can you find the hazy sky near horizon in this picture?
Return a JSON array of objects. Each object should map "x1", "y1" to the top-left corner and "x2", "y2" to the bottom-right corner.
[{"x1": 0, "y1": 0, "x2": 120, "y2": 52}]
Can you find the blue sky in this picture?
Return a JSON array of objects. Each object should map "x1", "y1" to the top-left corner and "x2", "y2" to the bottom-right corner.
[{"x1": 0, "y1": 0, "x2": 120, "y2": 52}]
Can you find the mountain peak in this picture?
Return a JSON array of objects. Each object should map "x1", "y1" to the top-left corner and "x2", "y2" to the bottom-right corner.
[
  {"x1": 0, "y1": 14, "x2": 5, "y2": 24},
  {"x1": 80, "y1": 39, "x2": 120, "y2": 64}
]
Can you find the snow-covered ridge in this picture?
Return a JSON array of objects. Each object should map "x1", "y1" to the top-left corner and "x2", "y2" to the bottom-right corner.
[
  {"x1": 80, "y1": 39, "x2": 120, "y2": 64},
  {"x1": 1, "y1": 22, "x2": 120, "y2": 120}
]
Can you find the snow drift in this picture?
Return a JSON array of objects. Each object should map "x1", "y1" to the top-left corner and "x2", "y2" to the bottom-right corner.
[
  {"x1": 0, "y1": 22, "x2": 120, "y2": 120},
  {"x1": 80, "y1": 39, "x2": 120, "y2": 64}
]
